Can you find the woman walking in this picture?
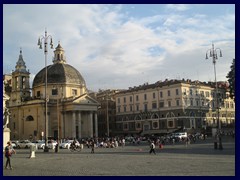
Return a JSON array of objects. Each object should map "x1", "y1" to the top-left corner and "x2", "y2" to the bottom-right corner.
[{"x1": 5, "y1": 141, "x2": 16, "y2": 170}]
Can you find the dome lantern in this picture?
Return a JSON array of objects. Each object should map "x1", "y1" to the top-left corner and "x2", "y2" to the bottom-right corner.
[{"x1": 52, "y1": 42, "x2": 66, "y2": 64}]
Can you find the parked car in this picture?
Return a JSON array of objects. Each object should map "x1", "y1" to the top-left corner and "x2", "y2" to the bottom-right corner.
[
  {"x1": 11, "y1": 141, "x2": 18, "y2": 148},
  {"x1": 47, "y1": 140, "x2": 58, "y2": 149},
  {"x1": 60, "y1": 140, "x2": 79, "y2": 149},
  {"x1": 34, "y1": 140, "x2": 45, "y2": 149},
  {"x1": 16, "y1": 140, "x2": 36, "y2": 149},
  {"x1": 174, "y1": 132, "x2": 188, "y2": 140}
]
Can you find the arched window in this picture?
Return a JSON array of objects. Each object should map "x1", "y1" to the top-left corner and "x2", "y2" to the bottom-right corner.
[
  {"x1": 134, "y1": 115, "x2": 142, "y2": 121},
  {"x1": 26, "y1": 115, "x2": 34, "y2": 121},
  {"x1": 151, "y1": 113, "x2": 159, "y2": 119}
]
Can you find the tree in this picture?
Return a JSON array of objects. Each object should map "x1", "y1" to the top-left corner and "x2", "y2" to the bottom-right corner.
[{"x1": 226, "y1": 59, "x2": 235, "y2": 101}]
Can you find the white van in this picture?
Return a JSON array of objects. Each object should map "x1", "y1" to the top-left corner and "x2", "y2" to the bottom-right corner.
[{"x1": 174, "y1": 132, "x2": 187, "y2": 139}]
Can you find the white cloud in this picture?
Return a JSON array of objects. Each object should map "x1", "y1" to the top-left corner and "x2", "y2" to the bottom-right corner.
[
  {"x1": 3, "y1": 4, "x2": 235, "y2": 91},
  {"x1": 166, "y1": 4, "x2": 190, "y2": 11}
]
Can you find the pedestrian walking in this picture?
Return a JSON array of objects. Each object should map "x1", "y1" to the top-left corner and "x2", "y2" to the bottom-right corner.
[
  {"x1": 149, "y1": 141, "x2": 156, "y2": 155},
  {"x1": 91, "y1": 140, "x2": 95, "y2": 153},
  {"x1": 185, "y1": 137, "x2": 190, "y2": 147},
  {"x1": 4, "y1": 141, "x2": 16, "y2": 170}
]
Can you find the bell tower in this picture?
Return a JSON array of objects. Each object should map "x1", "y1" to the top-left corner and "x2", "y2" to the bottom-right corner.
[{"x1": 10, "y1": 48, "x2": 31, "y2": 104}]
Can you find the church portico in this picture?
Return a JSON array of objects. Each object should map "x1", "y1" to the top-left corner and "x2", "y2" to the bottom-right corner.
[
  {"x1": 57, "y1": 109, "x2": 98, "y2": 139},
  {"x1": 7, "y1": 43, "x2": 100, "y2": 141}
]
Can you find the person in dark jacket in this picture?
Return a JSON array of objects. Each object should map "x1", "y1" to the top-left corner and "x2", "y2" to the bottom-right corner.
[{"x1": 5, "y1": 141, "x2": 16, "y2": 170}]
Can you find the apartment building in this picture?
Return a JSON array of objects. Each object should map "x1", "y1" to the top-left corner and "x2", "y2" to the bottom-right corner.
[
  {"x1": 115, "y1": 79, "x2": 235, "y2": 136},
  {"x1": 91, "y1": 89, "x2": 120, "y2": 137}
]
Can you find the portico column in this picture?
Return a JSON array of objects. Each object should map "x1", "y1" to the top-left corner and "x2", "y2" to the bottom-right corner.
[
  {"x1": 89, "y1": 112, "x2": 93, "y2": 137},
  {"x1": 78, "y1": 112, "x2": 82, "y2": 139},
  {"x1": 94, "y1": 113, "x2": 98, "y2": 137},
  {"x1": 72, "y1": 111, "x2": 76, "y2": 138}
]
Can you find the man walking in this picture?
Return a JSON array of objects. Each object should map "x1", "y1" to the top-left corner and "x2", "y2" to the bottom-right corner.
[{"x1": 149, "y1": 141, "x2": 156, "y2": 155}]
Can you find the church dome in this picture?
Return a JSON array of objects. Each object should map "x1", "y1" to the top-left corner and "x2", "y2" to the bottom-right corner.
[
  {"x1": 32, "y1": 43, "x2": 86, "y2": 88},
  {"x1": 32, "y1": 63, "x2": 86, "y2": 87}
]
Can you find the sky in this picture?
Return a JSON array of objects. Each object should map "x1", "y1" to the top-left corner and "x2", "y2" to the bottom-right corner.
[{"x1": 3, "y1": 4, "x2": 235, "y2": 92}]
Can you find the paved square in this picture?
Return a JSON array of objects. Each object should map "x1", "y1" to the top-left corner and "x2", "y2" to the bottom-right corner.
[{"x1": 3, "y1": 137, "x2": 235, "y2": 176}]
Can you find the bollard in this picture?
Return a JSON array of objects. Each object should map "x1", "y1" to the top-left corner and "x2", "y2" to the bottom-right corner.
[
  {"x1": 29, "y1": 144, "x2": 36, "y2": 158},
  {"x1": 219, "y1": 138, "x2": 223, "y2": 150},
  {"x1": 214, "y1": 141, "x2": 218, "y2": 149}
]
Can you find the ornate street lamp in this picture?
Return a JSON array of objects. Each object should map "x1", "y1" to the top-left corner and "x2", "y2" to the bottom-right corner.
[
  {"x1": 38, "y1": 30, "x2": 54, "y2": 152},
  {"x1": 205, "y1": 43, "x2": 222, "y2": 130}
]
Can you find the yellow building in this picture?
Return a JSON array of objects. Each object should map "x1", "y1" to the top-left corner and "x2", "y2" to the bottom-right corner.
[
  {"x1": 115, "y1": 79, "x2": 235, "y2": 136},
  {"x1": 7, "y1": 44, "x2": 99, "y2": 141}
]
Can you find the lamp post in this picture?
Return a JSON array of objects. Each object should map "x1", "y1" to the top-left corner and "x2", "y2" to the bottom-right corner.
[
  {"x1": 206, "y1": 43, "x2": 223, "y2": 149},
  {"x1": 105, "y1": 92, "x2": 109, "y2": 137},
  {"x1": 38, "y1": 30, "x2": 54, "y2": 152},
  {"x1": 53, "y1": 86, "x2": 63, "y2": 153}
]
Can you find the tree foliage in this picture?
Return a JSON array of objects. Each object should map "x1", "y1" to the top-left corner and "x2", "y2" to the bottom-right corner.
[{"x1": 226, "y1": 59, "x2": 235, "y2": 100}]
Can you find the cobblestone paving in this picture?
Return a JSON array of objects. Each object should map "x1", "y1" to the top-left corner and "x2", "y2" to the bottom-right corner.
[{"x1": 3, "y1": 137, "x2": 235, "y2": 176}]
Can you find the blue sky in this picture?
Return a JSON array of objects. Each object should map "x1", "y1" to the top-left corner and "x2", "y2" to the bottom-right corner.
[{"x1": 3, "y1": 4, "x2": 235, "y2": 91}]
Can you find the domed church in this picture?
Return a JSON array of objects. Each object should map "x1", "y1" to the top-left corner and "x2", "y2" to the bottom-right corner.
[{"x1": 7, "y1": 43, "x2": 99, "y2": 140}]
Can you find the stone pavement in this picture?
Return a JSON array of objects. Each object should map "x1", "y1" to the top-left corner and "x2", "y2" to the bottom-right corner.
[{"x1": 3, "y1": 137, "x2": 235, "y2": 176}]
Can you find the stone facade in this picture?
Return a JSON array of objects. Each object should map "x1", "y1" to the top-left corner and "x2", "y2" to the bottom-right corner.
[
  {"x1": 115, "y1": 79, "x2": 235, "y2": 136},
  {"x1": 6, "y1": 44, "x2": 99, "y2": 141}
]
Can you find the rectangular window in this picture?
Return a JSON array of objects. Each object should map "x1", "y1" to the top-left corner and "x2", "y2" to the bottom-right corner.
[
  {"x1": 136, "y1": 95, "x2": 139, "y2": 101},
  {"x1": 136, "y1": 105, "x2": 139, "y2": 111},
  {"x1": 190, "y1": 100, "x2": 193, "y2": 106},
  {"x1": 144, "y1": 104, "x2": 148, "y2": 111},
  {"x1": 130, "y1": 96, "x2": 132, "y2": 102},
  {"x1": 124, "y1": 97, "x2": 126, "y2": 103},
  {"x1": 176, "y1": 100, "x2": 180, "y2": 106},
  {"x1": 118, "y1": 98, "x2": 120, "y2": 104},
  {"x1": 118, "y1": 107, "x2": 120, "y2": 113},
  {"x1": 124, "y1": 106, "x2": 126, "y2": 112},
  {"x1": 195, "y1": 90, "x2": 199, "y2": 96},
  {"x1": 176, "y1": 89, "x2": 179, "y2": 95},
  {"x1": 52, "y1": 88, "x2": 58, "y2": 96},
  {"x1": 130, "y1": 105, "x2": 133, "y2": 112},
  {"x1": 168, "y1": 90, "x2": 171, "y2": 96},
  {"x1": 136, "y1": 122, "x2": 141, "y2": 129},
  {"x1": 196, "y1": 100, "x2": 199, "y2": 106},
  {"x1": 168, "y1": 121, "x2": 173, "y2": 128},
  {"x1": 168, "y1": 101, "x2": 171, "y2": 107},
  {"x1": 152, "y1": 102, "x2": 157, "y2": 109},
  {"x1": 37, "y1": 91, "x2": 40, "y2": 97},
  {"x1": 206, "y1": 91, "x2": 210, "y2": 97},
  {"x1": 22, "y1": 77, "x2": 26, "y2": 89},
  {"x1": 72, "y1": 89, "x2": 77, "y2": 96},
  {"x1": 153, "y1": 92, "x2": 156, "y2": 99},
  {"x1": 160, "y1": 91, "x2": 163, "y2": 98},
  {"x1": 190, "y1": 89, "x2": 193, "y2": 96},
  {"x1": 144, "y1": 94, "x2": 147, "y2": 100},
  {"x1": 159, "y1": 102, "x2": 164, "y2": 108}
]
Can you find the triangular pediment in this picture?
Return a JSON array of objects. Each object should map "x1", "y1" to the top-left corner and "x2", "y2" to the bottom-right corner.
[{"x1": 72, "y1": 93, "x2": 99, "y2": 105}]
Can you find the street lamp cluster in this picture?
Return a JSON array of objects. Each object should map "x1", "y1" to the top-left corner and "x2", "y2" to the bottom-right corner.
[
  {"x1": 205, "y1": 43, "x2": 222, "y2": 130},
  {"x1": 38, "y1": 30, "x2": 54, "y2": 152}
]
